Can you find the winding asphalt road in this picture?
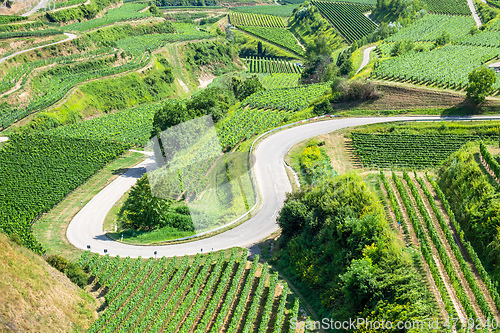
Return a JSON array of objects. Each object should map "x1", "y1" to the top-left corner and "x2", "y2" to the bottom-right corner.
[{"x1": 67, "y1": 116, "x2": 500, "y2": 258}]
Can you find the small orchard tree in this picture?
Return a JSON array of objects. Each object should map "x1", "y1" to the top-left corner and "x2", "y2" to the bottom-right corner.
[{"x1": 466, "y1": 66, "x2": 497, "y2": 104}]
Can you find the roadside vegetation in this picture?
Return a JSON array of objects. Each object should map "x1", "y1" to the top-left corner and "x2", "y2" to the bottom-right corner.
[{"x1": 4, "y1": 0, "x2": 500, "y2": 331}]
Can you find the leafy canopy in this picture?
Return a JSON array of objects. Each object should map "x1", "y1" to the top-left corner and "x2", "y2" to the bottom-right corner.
[{"x1": 466, "y1": 66, "x2": 497, "y2": 104}]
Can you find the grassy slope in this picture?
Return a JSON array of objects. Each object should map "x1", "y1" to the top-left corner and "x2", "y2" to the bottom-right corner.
[{"x1": 0, "y1": 233, "x2": 97, "y2": 333}]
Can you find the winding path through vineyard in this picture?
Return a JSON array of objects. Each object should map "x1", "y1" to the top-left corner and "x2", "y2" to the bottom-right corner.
[
  {"x1": 67, "y1": 115, "x2": 500, "y2": 258},
  {"x1": 0, "y1": 32, "x2": 77, "y2": 64},
  {"x1": 467, "y1": 0, "x2": 482, "y2": 27},
  {"x1": 356, "y1": 45, "x2": 376, "y2": 74}
]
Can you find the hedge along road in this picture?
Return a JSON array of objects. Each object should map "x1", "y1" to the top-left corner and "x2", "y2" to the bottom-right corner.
[{"x1": 67, "y1": 115, "x2": 500, "y2": 258}]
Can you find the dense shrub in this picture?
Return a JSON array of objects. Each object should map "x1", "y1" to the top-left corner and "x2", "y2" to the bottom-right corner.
[
  {"x1": 273, "y1": 173, "x2": 436, "y2": 321},
  {"x1": 46, "y1": 255, "x2": 87, "y2": 288},
  {"x1": 332, "y1": 79, "x2": 381, "y2": 101},
  {"x1": 47, "y1": 254, "x2": 69, "y2": 271},
  {"x1": 64, "y1": 263, "x2": 87, "y2": 288}
]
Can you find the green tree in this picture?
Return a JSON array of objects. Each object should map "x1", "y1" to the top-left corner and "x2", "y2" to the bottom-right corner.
[
  {"x1": 119, "y1": 175, "x2": 172, "y2": 230},
  {"x1": 340, "y1": 257, "x2": 379, "y2": 314},
  {"x1": 230, "y1": 75, "x2": 265, "y2": 101},
  {"x1": 186, "y1": 86, "x2": 235, "y2": 122},
  {"x1": 390, "y1": 40, "x2": 414, "y2": 56},
  {"x1": 339, "y1": 57, "x2": 354, "y2": 76},
  {"x1": 434, "y1": 31, "x2": 450, "y2": 46},
  {"x1": 466, "y1": 66, "x2": 497, "y2": 104},
  {"x1": 149, "y1": 3, "x2": 163, "y2": 17},
  {"x1": 312, "y1": 98, "x2": 333, "y2": 116},
  {"x1": 152, "y1": 99, "x2": 189, "y2": 138},
  {"x1": 301, "y1": 32, "x2": 339, "y2": 84}
]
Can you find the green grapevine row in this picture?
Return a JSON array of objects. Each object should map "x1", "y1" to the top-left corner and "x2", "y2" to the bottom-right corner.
[
  {"x1": 241, "y1": 263, "x2": 270, "y2": 333},
  {"x1": 86, "y1": 256, "x2": 150, "y2": 333},
  {"x1": 272, "y1": 283, "x2": 289, "y2": 333},
  {"x1": 428, "y1": 174, "x2": 500, "y2": 313},
  {"x1": 403, "y1": 171, "x2": 478, "y2": 321},
  {"x1": 392, "y1": 172, "x2": 457, "y2": 319},
  {"x1": 238, "y1": 26, "x2": 305, "y2": 56},
  {"x1": 385, "y1": 14, "x2": 474, "y2": 43},
  {"x1": 208, "y1": 251, "x2": 253, "y2": 333},
  {"x1": 0, "y1": 134, "x2": 127, "y2": 253},
  {"x1": 288, "y1": 298, "x2": 300, "y2": 333},
  {"x1": 217, "y1": 107, "x2": 288, "y2": 148},
  {"x1": 147, "y1": 253, "x2": 211, "y2": 332},
  {"x1": 193, "y1": 248, "x2": 246, "y2": 333},
  {"x1": 379, "y1": 172, "x2": 409, "y2": 236},
  {"x1": 423, "y1": 0, "x2": 470, "y2": 15},
  {"x1": 242, "y1": 81, "x2": 330, "y2": 111},
  {"x1": 96, "y1": 255, "x2": 121, "y2": 286},
  {"x1": 257, "y1": 271, "x2": 279, "y2": 333},
  {"x1": 312, "y1": 0, "x2": 376, "y2": 43},
  {"x1": 101, "y1": 258, "x2": 163, "y2": 333},
  {"x1": 118, "y1": 257, "x2": 178, "y2": 332},
  {"x1": 245, "y1": 57, "x2": 302, "y2": 74},
  {"x1": 100, "y1": 257, "x2": 133, "y2": 291},
  {"x1": 458, "y1": 30, "x2": 500, "y2": 48},
  {"x1": 230, "y1": 12, "x2": 286, "y2": 28},
  {"x1": 171, "y1": 250, "x2": 229, "y2": 332},
  {"x1": 77, "y1": 250, "x2": 91, "y2": 267},
  {"x1": 0, "y1": 29, "x2": 63, "y2": 39},
  {"x1": 46, "y1": 102, "x2": 163, "y2": 146},
  {"x1": 85, "y1": 253, "x2": 100, "y2": 273},
  {"x1": 227, "y1": 254, "x2": 260, "y2": 331},
  {"x1": 91, "y1": 253, "x2": 110, "y2": 277},
  {"x1": 0, "y1": 15, "x2": 27, "y2": 24},
  {"x1": 261, "y1": 73, "x2": 301, "y2": 89},
  {"x1": 480, "y1": 141, "x2": 500, "y2": 179},
  {"x1": 352, "y1": 133, "x2": 482, "y2": 168},
  {"x1": 131, "y1": 255, "x2": 192, "y2": 333},
  {"x1": 105, "y1": 257, "x2": 146, "y2": 303},
  {"x1": 115, "y1": 23, "x2": 212, "y2": 54},
  {"x1": 62, "y1": 3, "x2": 153, "y2": 32},
  {"x1": 416, "y1": 175, "x2": 495, "y2": 320},
  {"x1": 372, "y1": 45, "x2": 500, "y2": 90},
  {"x1": 0, "y1": 20, "x2": 44, "y2": 33}
]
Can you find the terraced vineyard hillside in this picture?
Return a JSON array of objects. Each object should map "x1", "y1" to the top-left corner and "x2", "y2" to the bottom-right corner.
[
  {"x1": 312, "y1": 0, "x2": 377, "y2": 42},
  {"x1": 229, "y1": 11, "x2": 286, "y2": 27},
  {"x1": 371, "y1": 45, "x2": 500, "y2": 90},
  {"x1": 351, "y1": 133, "x2": 485, "y2": 168},
  {"x1": 380, "y1": 171, "x2": 500, "y2": 328},
  {"x1": 245, "y1": 57, "x2": 302, "y2": 73},
  {"x1": 422, "y1": 0, "x2": 470, "y2": 15},
  {"x1": 79, "y1": 249, "x2": 299, "y2": 333}
]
